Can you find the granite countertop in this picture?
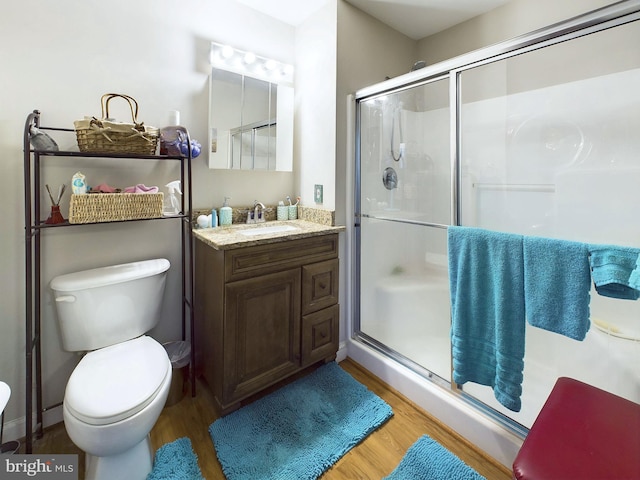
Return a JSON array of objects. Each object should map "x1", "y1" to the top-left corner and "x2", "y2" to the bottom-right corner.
[{"x1": 193, "y1": 219, "x2": 345, "y2": 250}]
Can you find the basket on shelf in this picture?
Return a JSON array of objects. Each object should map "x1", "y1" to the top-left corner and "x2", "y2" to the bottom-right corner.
[
  {"x1": 73, "y1": 93, "x2": 159, "y2": 155},
  {"x1": 68, "y1": 193, "x2": 164, "y2": 224}
]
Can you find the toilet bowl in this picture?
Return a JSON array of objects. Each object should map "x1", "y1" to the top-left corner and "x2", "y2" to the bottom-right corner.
[
  {"x1": 50, "y1": 259, "x2": 172, "y2": 480},
  {"x1": 63, "y1": 336, "x2": 171, "y2": 480}
]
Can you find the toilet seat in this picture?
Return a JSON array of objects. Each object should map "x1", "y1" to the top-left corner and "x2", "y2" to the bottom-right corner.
[{"x1": 65, "y1": 336, "x2": 170, "y2": 426}]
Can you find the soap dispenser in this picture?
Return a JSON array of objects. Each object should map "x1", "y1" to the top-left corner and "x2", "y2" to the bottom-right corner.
[{"x1": 219, "y1": 197, "x2": 232, "y2": 226}]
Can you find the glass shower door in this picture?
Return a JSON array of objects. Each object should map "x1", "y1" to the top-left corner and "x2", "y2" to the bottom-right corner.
[
  {"x1": 357, "y1": 77, "x2": 452, "y2": 381},
  {"x1": 457, "y1": 19, "x2": 640, "y2": 428}
]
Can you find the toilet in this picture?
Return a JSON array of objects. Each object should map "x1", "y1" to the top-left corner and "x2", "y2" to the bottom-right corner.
[{"x1": 50, "y1": 258, "x2": 172, "y2": 480}]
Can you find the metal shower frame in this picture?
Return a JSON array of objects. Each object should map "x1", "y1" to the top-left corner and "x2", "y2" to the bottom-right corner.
[{"x1": 351, "y1": 0, "x2": 640, "y2": 436}]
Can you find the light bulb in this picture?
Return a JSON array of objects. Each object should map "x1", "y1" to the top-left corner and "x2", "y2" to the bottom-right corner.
[{"x1": 221, "y1": 45, "x2": 234, "y2": 59}]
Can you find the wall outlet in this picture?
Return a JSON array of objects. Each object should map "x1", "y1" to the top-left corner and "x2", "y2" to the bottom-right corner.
[{"x1": 314, "y1": 184, "x2": 323, "y2": 204}]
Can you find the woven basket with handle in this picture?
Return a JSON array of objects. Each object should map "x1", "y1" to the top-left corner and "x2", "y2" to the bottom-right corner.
[{"x1": 74, "y1": 93, "x2": 159, "y2": 155}]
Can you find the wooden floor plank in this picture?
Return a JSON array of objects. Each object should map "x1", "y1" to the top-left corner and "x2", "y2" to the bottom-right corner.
[{"x1": 30, "y1": 358, "x2": 512, "y2": 479}]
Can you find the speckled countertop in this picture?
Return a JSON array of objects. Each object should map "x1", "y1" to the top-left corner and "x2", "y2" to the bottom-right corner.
[{"x1": 193, "y1": 219, "x2": 345, "y2": 250}]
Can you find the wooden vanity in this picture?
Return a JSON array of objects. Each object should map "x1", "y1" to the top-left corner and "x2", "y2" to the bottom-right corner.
[{"x1": 193, "y1": 221, "x2": 342, "y2": 415}]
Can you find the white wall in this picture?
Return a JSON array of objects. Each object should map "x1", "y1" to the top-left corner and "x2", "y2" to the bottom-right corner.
[
  {"x1": 1, "y1": 0, "x2": 298, "y2": 437},
  {"x1": 295, "y1": 2, "x2": 338, "y2": 210},
  {"x1": 417, "y1": 0, "x2": 619, "y2": 64}
]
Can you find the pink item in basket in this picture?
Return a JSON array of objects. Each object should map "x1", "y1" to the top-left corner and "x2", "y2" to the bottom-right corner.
[
  {"x1": 90, "y1": 183, "x2": 119, "y2": 193},
  {"x1": 123, "y1": 184, "x2": 159, "y2": 194}
]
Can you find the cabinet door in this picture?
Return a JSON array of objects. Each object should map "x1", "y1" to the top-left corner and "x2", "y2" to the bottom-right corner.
[
  {"x1": 301, "y1": 304, "x2": 339, "y2": 367},
  {"x1": 302, "y1": 258, "x2": 339, "y2": 315},
  {"x1": 223, "y1": 268, "x2": 301, "y2": 404}
]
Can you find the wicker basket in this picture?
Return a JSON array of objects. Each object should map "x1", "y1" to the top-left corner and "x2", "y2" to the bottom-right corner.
[
  {"x1": 69, "y1": 193, "x2": 164, "y2": 224},
  {"x1": 74, "y1": 94, "x2": 159, "y2": 155}
]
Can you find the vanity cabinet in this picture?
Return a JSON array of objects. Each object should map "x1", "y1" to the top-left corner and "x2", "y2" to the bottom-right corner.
[{"x1": 194, "y1": 233, "x2": 339, "y2": 414}]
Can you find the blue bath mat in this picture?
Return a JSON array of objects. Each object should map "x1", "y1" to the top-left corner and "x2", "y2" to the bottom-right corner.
[
  {"x1": 384, "y1": 435, "x2": 486, "y2": 480},
  {"x1": 209, "y1": 361, "x2": 393, "y2": 480},
  {"x1": 147, "y1": 437, "x2": 203, "y2": 480}
]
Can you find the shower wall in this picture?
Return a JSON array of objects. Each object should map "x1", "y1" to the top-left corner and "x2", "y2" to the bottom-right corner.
[{"x1": 355, "y1": 7, "x2": 640, "y2": 432}]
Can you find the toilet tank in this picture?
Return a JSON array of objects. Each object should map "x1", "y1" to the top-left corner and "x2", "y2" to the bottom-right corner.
[{"x1": 50, "y1": 259, "x2": 170, "y2": 352}]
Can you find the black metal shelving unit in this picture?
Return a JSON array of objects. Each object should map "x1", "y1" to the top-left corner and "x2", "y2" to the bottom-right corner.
[{"x1": 23, "y1": 110, "x2": 195, "y2": 453}]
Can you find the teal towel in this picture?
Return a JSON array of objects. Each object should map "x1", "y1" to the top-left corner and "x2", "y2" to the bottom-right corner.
[
  {"x1": 629, "y1": 255, "x2": 640, "y2": 290},
  {"x1": 448, "y1": 226, "x2": 526, "y2": 412},
  {"x1": 588, "y1": 245, "x2": 640, "y2": 300},
  {"x1": 523, "y1": 237, "x2": 591, "y2": 340}
]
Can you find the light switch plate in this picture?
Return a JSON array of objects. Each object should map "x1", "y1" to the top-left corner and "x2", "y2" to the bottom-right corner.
[{"x1": 314, "y1": 184, "x2": 323, "y2": 204}]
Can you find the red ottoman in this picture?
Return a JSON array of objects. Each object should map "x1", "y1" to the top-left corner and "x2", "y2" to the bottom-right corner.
[{"x1": 512, "y1": 377, "x2": 640, "y2": 480}]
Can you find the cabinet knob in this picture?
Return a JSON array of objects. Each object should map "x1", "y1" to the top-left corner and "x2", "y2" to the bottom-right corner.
[{"x1": 319, "y1": 282, "x2": 327, "y2": 290}]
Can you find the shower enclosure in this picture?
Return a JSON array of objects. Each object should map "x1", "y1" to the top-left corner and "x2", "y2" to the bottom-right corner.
[{"x1": 353, "y1": 1, "x2": 640, "y2": 438}]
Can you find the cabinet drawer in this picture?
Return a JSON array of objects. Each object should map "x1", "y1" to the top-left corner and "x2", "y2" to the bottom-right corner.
[
  {"x1": 301, "y1": 304, "x2": 339, "y2": 367},
  {"x1": 302, "y1": 259, "x2": 339, "y2": 315},
  {"x1": 225, "y1": 234, "x2": 338, "y2": 282}
]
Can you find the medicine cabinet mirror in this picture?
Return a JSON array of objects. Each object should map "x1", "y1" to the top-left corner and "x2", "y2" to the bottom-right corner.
[{"x1": 208, "y1": 68, "x2": 294, "y2": 171}]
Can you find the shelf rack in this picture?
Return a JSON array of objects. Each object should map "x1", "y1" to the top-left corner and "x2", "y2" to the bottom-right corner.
[{"x1": 23, "y1": 110, "x2": 195, "y2": 453}]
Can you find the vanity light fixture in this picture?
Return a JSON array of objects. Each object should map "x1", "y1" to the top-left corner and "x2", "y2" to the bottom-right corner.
[{"x1": 210, "y1": 41, "x2": 294, "y2": 86}]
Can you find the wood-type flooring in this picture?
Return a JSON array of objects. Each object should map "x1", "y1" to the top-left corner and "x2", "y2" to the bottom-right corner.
[{"x1": 30, "y1": 358, "x2": 512, "y2": 479}]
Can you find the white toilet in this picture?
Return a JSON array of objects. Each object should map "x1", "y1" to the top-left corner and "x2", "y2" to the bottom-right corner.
[{"x1": 50, "y1": 258, "x2": 173, "y2": 480}]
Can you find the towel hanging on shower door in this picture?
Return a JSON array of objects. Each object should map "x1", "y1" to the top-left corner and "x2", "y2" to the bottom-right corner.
[{"x1": 448, "y1": 226, "x2": 526, "y2": 412}]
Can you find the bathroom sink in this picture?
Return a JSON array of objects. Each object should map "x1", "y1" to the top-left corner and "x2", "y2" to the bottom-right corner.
[{"x1": 239, "y1": 224, "x2": 299, "y2": 236}]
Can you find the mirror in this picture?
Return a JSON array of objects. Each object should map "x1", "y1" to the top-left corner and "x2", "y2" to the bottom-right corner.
[{"x1": 208, "y1": 68, "x2": 294, "y2": 171}]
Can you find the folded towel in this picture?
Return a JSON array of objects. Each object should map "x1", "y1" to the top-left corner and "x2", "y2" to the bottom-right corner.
[
  {"x1": 123, "y1": 184, "x2": 159, "y2": 194},
  {"x1": 523, "y1": 237, "x2": 591, "y2": 340},
  {"x1": 448, "y1": 226, "x2": 526, "y2": 412},
  {"x1": 88, "y1": 183, "x2": 120, "y2": 193},
  {"x1": 588, "y1": 245, "x2": 640, "y2": 300},
  {"x1": 629, "y1": 255, "x2": 640, "y2": 290}
]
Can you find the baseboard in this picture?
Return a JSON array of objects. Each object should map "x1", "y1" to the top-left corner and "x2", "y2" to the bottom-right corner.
[
  {"x1": 336, "y1": 341, "x2": 348, "y2": 362},
  {"x1": 2, "y1": 405, "x2": 63, "y2": 444}
]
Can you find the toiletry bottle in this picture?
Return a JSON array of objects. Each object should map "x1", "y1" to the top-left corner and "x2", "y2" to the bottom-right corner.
[
  {"x1": 71, "y1": 172, "x2": 87, "y2": 194},
  {"x1": 219, "y1": 197, "x2": 232, "y2": 226},
  {"x1": 210, "y1": 208, "x2": 218, "y2": 228},
  {"x1": 163, "y1": 180, "x2": 182, "y2": 216},
  {"x1": 160, "y1": 110, "x2": 183, "y2": 156}
]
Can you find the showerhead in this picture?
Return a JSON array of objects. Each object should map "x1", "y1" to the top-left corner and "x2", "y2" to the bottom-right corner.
[{"x1": 410, "y1": 60, "x2": 427, "y2": 72}]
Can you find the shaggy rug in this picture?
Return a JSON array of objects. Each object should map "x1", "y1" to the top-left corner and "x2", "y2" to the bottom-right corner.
[
  {"x1": 384, "y1": 435, "x2": 486, "y2": 480},
  {"x1": 209, "y1": 361, "x2": 393, "y2": 480},
  {"x1": 147, "y1": 437, "x2": 203, "y2": 480}
]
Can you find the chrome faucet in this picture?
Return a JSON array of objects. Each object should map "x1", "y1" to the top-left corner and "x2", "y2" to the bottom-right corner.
[{"x1": 254, "y1": 201, "x2": 266, "y2": 223}]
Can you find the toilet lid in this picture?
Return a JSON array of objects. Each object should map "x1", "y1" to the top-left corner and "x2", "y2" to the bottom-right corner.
[{"x1": 65, "y1": 336, "x2": 170, "y2": 426}]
